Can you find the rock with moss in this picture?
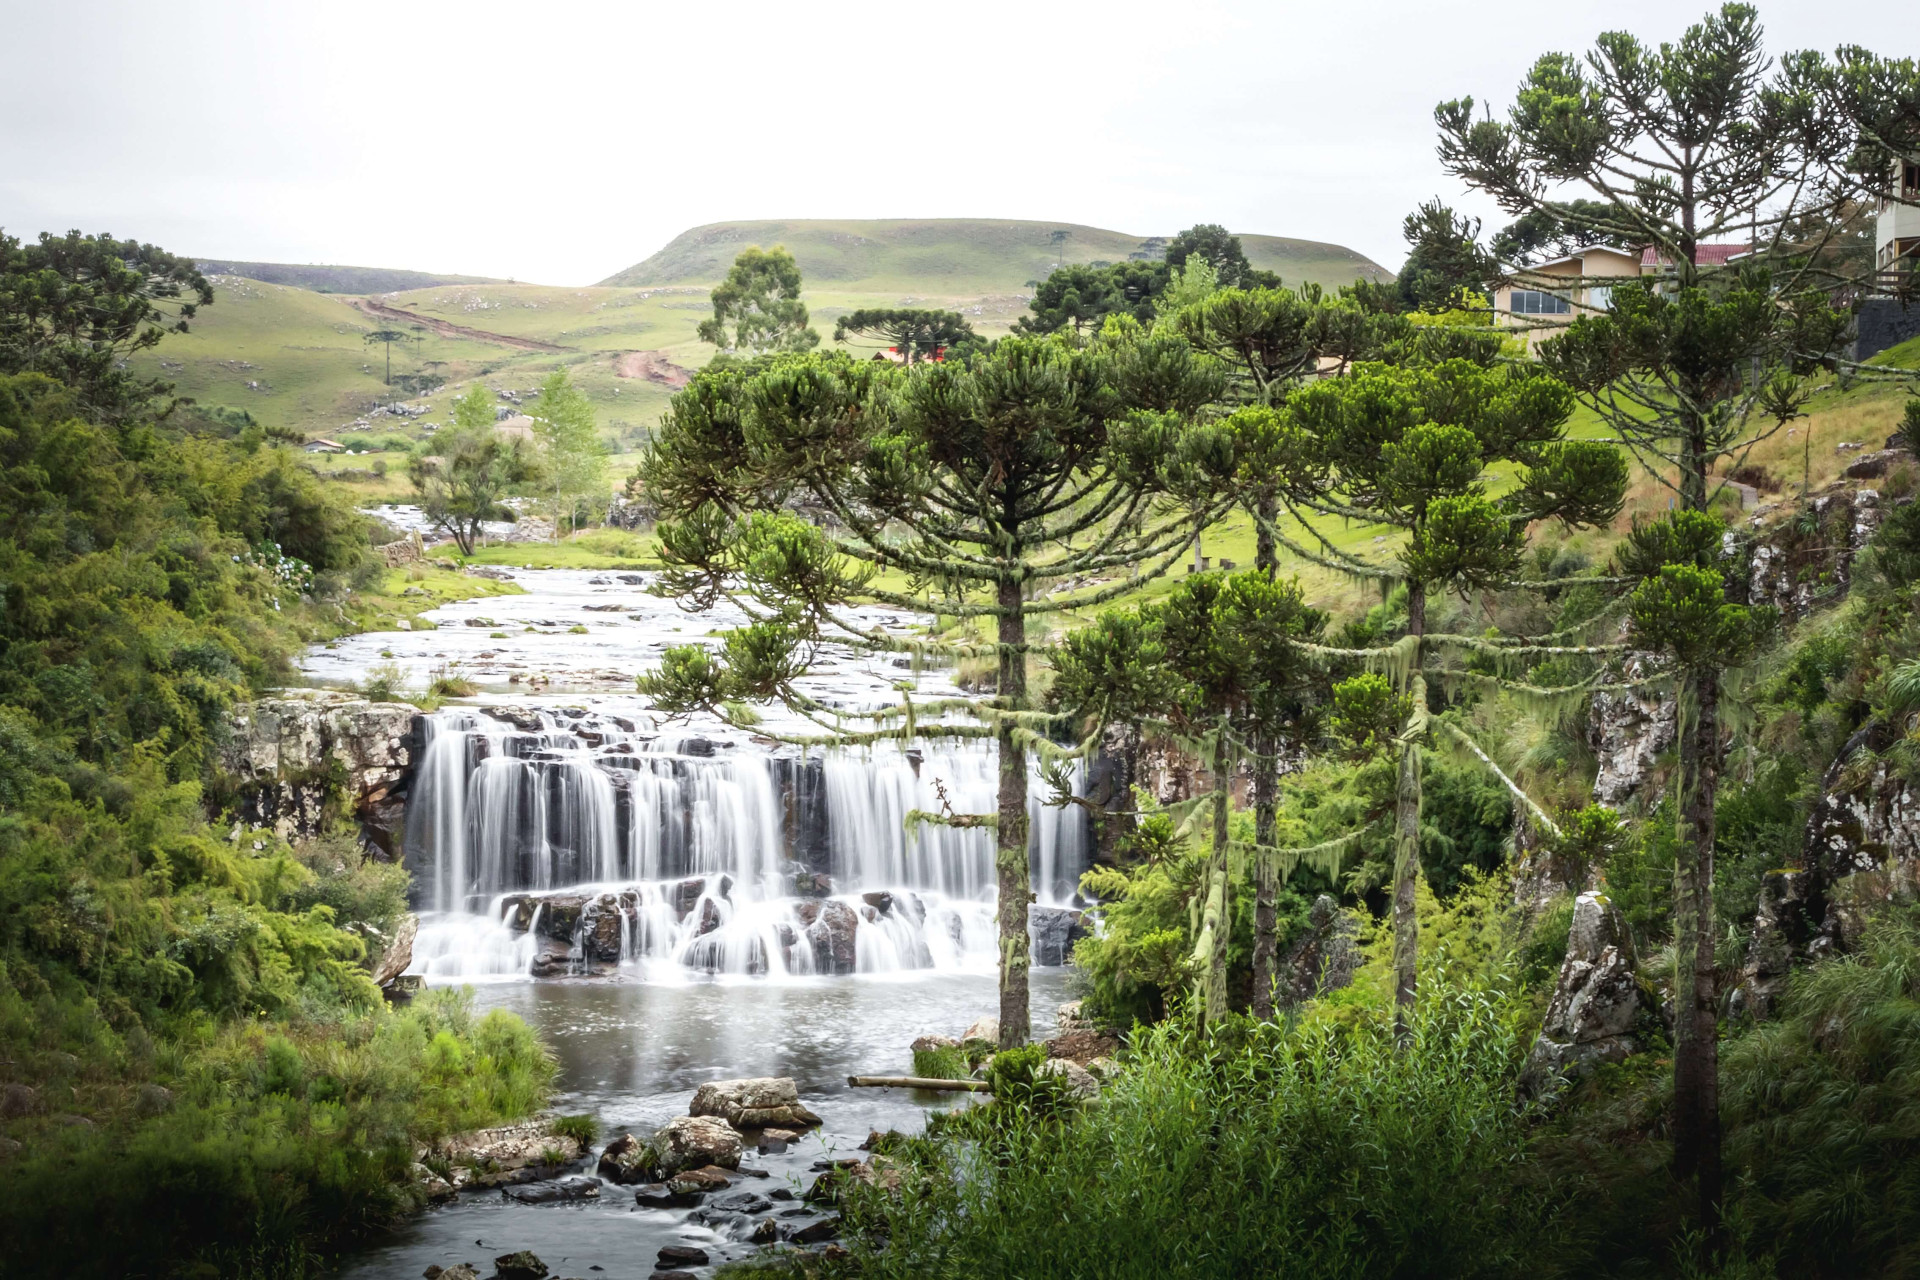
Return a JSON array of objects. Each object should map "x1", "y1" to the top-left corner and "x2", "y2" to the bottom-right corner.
[
  {"x1": 1521, "y1": 892, "x2": 1640, "y2": 1096},
  {"x1": 690, "y1": 1077, "x2": 821, "y2": 1130},
  {"x1": 646, "y1": 1114, "x2": 743, "y2": 1175}
]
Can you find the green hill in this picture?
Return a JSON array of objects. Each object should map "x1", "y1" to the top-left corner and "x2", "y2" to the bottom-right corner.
[
  {"x1": 193, "y1": 260, "x2": 501, "y2": 294},
  {"x1": 600, "y1": 219, "x2": 1391, "y2": 292}
]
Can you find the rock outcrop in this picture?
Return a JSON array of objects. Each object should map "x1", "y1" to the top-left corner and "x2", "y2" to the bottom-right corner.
[
  {"x1": 1742, "y1": 486, "x2": 1884, "y2": 623},
  {"x1": 794, "y1": 899, "x2": 859, "y2": 974},
  {"x1": 215, "y1": 693, "x2": 419, "y2": 853},
  {"x1": 1588, "y1": 655, "x2": 1675, "y2": 807},
  {"x1": 689, "y1": 1077, "x2": 822, "y2": 1131},
  {"x1": 1272, "y1": 894, "x2": 1358, "y2": 1009},
  {"x1": 413, "y1": 1117, "x2": 590, "y2": 1193},
  {"x1": 1523, "y1": 892, "x2": 1641, "y2": 1095}
]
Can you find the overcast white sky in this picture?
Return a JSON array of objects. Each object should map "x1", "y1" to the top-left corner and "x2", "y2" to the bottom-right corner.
[{"x1": 1, "y1": 1, "x2": 1909, "y2": 284}]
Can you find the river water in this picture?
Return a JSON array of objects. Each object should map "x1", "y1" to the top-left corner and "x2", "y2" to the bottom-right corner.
[{"x1": 320, "y1": 567, "x2": 1087, "y2": 1278}]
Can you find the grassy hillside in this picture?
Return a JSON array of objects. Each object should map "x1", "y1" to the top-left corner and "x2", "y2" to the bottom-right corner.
[
  {"x1": 600, "y1": 219, "x2": 1392, "y2": 292},
  {"x1": 192, "y1": 260, "x2": 501, "y2": 293}
]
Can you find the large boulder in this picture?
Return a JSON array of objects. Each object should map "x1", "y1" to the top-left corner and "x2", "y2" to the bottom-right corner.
[
  {"x1": 689, "y1": 1077, "x2": 822, "y2": 1130},
  {"x1": 1522, "y1": 892, "x2": 1641, "y2": 1096},
  {"x1": 961, "y1": 1016, "x2": 999, "y2": 1047},
  {"x1": 646, "y1": 1114, "x2": 743, "y2": 1176},
  {"x1": 1035, "y1": 1057, "x2": 1100, "y2": 1099},
  {"x1": 794, "y1": 899, "x2": 859, "y2": 974},
  {"x1": 1588, "y1": 655, "x2": 1675, "y2": 807},
  {"x1": 416, "y1": 1118, "x2": 589, "y2": 1189}
]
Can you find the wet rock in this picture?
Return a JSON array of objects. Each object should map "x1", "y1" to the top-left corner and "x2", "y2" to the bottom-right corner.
[
  {"x1": 790, "y1": 1217, "x2": 841, "y2": 1244},
  {"x1": 646, "y1": 1115, "x2": 742, "y2": 1174},
  {"x1": 665, "y1": 1165, "x2": 733, "y2": 1194},
  {"x1": 580, "y1": 898, "x2": 625, "y2": 964},
  {"x1": 793, "y1": 871, "x2": 834, "y2": 898},
  {"x1": 1036, "y1": 1057, "x2": 1099, "y2": 1098},
  {"x1": 501, "y1": 1176, "x2": 600, "y2": 1203},
  {"x1": 911, "y1": 1034, "x2": 959, "y2": 1054},
  {"x1": 794, "y1": 899, "x2": 858, "y2": 974},
  {"x1": 670, "y1": 878, "x2": 705, "y2": 919},
  {"x1": 861, "y1": 890, "x2": 896, "y2": 916},
  {"x1": 697, "y1": 898, "x2": 723, "y2": 936},
  {"x1": 1523, "y1": 892, "x2": 1641, "y2": 1096},
  {"x1": 690, "y1": 1077, "x2": 822, "y2": 1130},
  {"x1": 1273, "y1": 894, "x2": 1359, "y2": 1009},
  {"x1": 961, "y1": 1016, "x2": 998, "y2": 1047},
  {"x1": 411, "y1": 1162, "x2": 456, "y2": 1201},
  {"x1": 527, "y1": 935, "x2": 573, "y2": 978},
  {"x1": 749, "y1": 1216, "x2": 779, "y2": 1243},
  {"x1": 491, "y1": 1251, "x2": 549, "y2": 1280},
  {"x1": 1028, "y1": 905, "x2": 1092, "y2": 966},
  {"x1": 429, "y1": 1266, "x2": 479, "y2": 1280},
  {"x1": 598, "y1": 1133, "x2": 652, "y2": 1183},
  {"x1": 757, "y1": 1136, "x2": 788, "y2": 1155},
  {"x1": 536, "y1": 895, "x2": 587, "y2": 941},
  {"x1": 634, "y1": 1183, "x2": 705, "y2": 1209},
  {"x1": 712, "y1": 1189, "x2": 773, "y2": 1213},
  {"x1": 656, "y1": 1245, "x2": 710, "y2": 1267},
  {"x1": 654, "y1": 1273, "x2": 696, "y2": 1280}
]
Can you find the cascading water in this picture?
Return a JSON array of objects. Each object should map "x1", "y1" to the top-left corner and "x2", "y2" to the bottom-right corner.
[{"x1": 405, "y1": 706, "x2": 1090, "y2": 983}]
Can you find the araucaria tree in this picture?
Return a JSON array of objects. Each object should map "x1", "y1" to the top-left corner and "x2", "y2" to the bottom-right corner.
[
  {"x1": 409, "y1": 383, "x2": 541, "y2": 555},
  {"x1": 1255, "y1": 348, "x2": 1627, "y2": 1036},
  {"x1": 638, "y1": 324, "x2": 1229, "y2": 1046},
  {"x1": 832, "y1": 308, "x2": 977, "y2": 363},
  {"x1": 696, "y1": 246, "x2": 820, "y2": 356},
  {"x1": 1052, "y1": 570, "x2": 1326, "y2": 1028},
  {"x1": 1434, "y1": 3, "x2": 1920, "y2": 1226}
]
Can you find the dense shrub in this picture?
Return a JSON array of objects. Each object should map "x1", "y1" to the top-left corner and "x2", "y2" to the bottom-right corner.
[{"x1": 843, "y1": 975, "x2": 1571, "y2": 1280}]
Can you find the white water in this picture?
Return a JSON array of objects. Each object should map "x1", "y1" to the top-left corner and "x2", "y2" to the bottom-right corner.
[{"x1": 307, "y1": 569, "x2": 1090, "y2": 984}]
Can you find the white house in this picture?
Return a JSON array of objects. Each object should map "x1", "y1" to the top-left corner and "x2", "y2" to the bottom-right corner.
[
  {"x1": 302, "y1": 438, "x2": 346, "y2": 453},
  {"x1": 1875, "y1": 158, "x2": 1920, "y2": 275}
]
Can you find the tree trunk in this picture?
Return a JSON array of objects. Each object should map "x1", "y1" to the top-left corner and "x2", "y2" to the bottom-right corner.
[
  {"x1": 1202, "y1": 730, "x2": 1233, "y2": 1026},
  {"x1": 1392, "y1": 581, "x2": 1427, "y2": 1044},
  {"x1": 1672, "y1": 666, "x2": 1723, "y2": 1239},
  {"x1": 995, "y1": 574, "x2": 1032, "y2": 1050},
  {"x1": 1250, "y1": 489, "x2": 1281, "y2": 1018}
]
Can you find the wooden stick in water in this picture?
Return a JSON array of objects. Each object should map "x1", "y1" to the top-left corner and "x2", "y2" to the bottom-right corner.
[{"x1": 846, "y1": 1075, "x2": 989, "y2": 1092}]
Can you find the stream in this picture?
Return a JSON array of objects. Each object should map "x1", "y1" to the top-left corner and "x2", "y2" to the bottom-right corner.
[{"x1": 321, "y1": 566, "x2": 1088, "y2": 1278}]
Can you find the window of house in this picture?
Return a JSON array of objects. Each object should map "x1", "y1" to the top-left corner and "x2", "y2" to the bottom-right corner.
[
  {"x1": 1511, "y1": 289, "x2": 1571, "y2": 315},
  {"x1": 1904, "y1": 162, "x2": 1920, "y2": 198},
  {"x1": 1586, "y1": 286, "x2": 1613, "y2": 311}
]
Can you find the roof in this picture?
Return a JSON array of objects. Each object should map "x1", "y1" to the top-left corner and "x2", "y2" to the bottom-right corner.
[
  {"x1": 1642, "y1": 243, "x2": 1751, "y2": 267},
  {"x1": 495, "y1": 415, "x2": 536, "y2": 441},
  {"x1": 304, "y1": 438, "x2": 346, "y2": 450}
]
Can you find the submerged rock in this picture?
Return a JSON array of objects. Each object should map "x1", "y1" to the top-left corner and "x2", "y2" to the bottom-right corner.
[
  {"x1": 690, "y1": 1077, "x2": 822, "y2": 1131},
  {"x1": 501, "y1": 1176, "x2": 600, "y2": 1203},
  {"x1": 491, "y1": 1251, "x2": 549, "y2": 1280}
]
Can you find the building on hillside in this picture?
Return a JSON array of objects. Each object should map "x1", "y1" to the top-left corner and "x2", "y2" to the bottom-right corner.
[
  {"x1": 1493, "y1": 242, "x2": 1750, "y2": 351},
  {"x1": 495, "y1": 415, "x2": 537, "y2": 444},
  {"x1": 1492, "y1": 245, "x2": 1643, "y2": 351},
  {"x1": 868, "y1": 346, "x2": 948, "y2": 365},
  {"x1": 1876, "y1": 159, "x2": 1920, "y2": 275},
  {"x1": 303, "y1": 438, "x2": 346, "y2": 453},
  {"x1": 1858, "y1": 160, "x2": 1920, "y2": 361}
]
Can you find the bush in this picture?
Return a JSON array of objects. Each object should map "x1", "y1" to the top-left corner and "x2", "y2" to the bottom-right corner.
[
  {"x1": 911, "y1": 1045, "x2": 971, "y2": 1080},
  {"x1": 846, "y1": 976, "x2": 1572, "y2": 1279}
]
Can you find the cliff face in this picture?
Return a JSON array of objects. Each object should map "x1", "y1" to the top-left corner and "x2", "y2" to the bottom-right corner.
[{"x1": 215, "y1": 694, "x2": 421, "y2": 855}]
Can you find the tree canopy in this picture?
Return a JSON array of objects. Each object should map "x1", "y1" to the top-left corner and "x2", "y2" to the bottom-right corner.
[
  {"x1": 832, "y1": 308, "x2": 977, "y2": 362},
  {"x1": 696, "y1": 245, "x2": 820, "y2": 356},
  {"x1": 0, "y1": 230, "x2": 213, "y2": 421}
]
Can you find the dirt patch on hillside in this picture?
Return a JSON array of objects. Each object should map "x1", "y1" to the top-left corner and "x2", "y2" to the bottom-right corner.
[
  {"x1": 614, "y1": 349, "x2": 694, "y2": 389},
  {"x1": 349, "y1": 298, "x2": 568, "y2": 352}
]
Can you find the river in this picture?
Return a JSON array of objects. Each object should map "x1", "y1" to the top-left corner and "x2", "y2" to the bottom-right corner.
[{"x1": 320, "y1": 566, "x2": 1087, "y2": 1278}]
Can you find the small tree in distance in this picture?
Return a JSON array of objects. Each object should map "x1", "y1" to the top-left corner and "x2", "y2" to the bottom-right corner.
[
  {"x1": 696, "y1": 246, "x2": 819, "y2": 357},
  {"x1": 409, "y1": 383, "x2": 541, "y2": 555},
  {"x1": 527, "y1": 368, "x2": 606, "y2": 537}
]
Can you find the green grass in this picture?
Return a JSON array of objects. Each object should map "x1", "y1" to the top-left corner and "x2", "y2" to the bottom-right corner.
[
  {"x1": 911, "y1": 1046, "x2": 973, "y2": 1080},
  {"x1": 462, "y1": 528, "x2": 659, "y2": 569},
  {"x1": 133, "y1": 219, "x2": 1390, "y2": 447}
]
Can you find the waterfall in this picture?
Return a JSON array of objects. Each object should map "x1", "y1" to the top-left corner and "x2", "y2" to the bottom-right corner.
[{"x1": 404, "y1": 707, "x2": 1090, "y2": 981}]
